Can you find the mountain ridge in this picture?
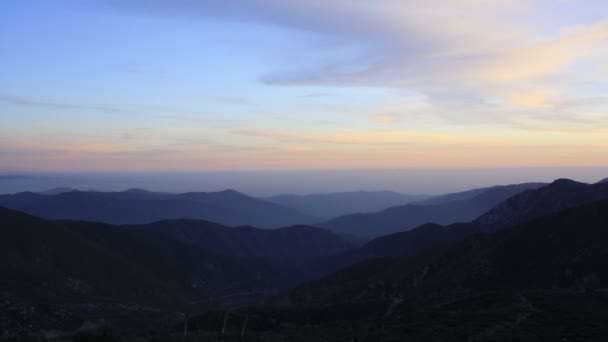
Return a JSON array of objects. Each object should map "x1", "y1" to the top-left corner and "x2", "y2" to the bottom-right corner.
[
  {"x1": 265, "y1": 191, "x2": 428, "y2": 219},
  {"x1": 322, "y1": 182, "x2": 546, "y2": 239},
  {"x1": 0, "y1": 189, "x2": 317, "y2": 228}
]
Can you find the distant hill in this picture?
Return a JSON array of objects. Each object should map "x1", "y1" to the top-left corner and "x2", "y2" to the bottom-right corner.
[
  {"x1": 326, "y1": 179, "x2": 608, "y2": 270},
  {"x1": 37, "y1": 187, "x2": 75, "y2": 195},
  {"x1": 130, "y1": 219, "x2": 352, "y2": 267},
  {"x1": 265, "y1": 191, "x2": 428, "y2": 220},
  {"x1": 416, "y1": 185, "x2": 504, "y2": 205},
  {"x1": 323, "y1": 183, "x2": 545, "y2": 239},
  {"x1": 0, "y1": 189, "x2": 317, "y2": 228}
]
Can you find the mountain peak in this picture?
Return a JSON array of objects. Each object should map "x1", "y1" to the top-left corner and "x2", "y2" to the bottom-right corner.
[
  {"x1": 124, "y1": 188, "x2": 150, "y2": 193},
  {"x1": 549, "y1": 178, "x2": 584, "y2": 187},
  {"x1": 217, "y1": 189, "x2": 243, "y2": 196},
  {"x1": 597, "y1": 178, "x2": 608, "y2": 184}
]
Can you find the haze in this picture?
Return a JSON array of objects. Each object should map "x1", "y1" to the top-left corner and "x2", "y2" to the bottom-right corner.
[{"x1": 0, "y1": 168, "x2": 606, "y2": 196}]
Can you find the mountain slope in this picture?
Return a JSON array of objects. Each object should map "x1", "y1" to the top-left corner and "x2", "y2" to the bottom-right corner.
[
  {"x1": 0, "y1": 206, "x2": 287, "y2": 306},
  {"x1": 323, "y1": 183, "x2": 545, "y2": 239},
  {"x1": 0, "y1": 205, "x2": 311, "y2": 333},
  {"x1": 130, "y1": 219, "x2": 352, "y2": 266},
  {"x1": 320, "y1": 178, "x2": 608, "y2": 273},
  {"x1": 475, "y1": 178, "x2": 608, "y2": 226},
  {"x1": 265, "y1": 191, "x2": 428, "y2": 219},
  {"x1": 295, "y1": 199, "x2": 608, "y2": 305},
  {"x1": 189, "y1": 200, "x2": 608, "y2": 341},
  {"x1": 0, "y1": 189, "x2": 316, "y2": 228}
]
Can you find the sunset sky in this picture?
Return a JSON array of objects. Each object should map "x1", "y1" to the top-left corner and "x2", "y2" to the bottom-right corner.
[{"x1": 1, "y1": 0, "x2": 608, "y2": 172}]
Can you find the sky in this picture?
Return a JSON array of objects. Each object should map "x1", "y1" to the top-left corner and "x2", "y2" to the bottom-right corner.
[{"x1": 1, "y1": 0, "x2": 608, "y2": 175}]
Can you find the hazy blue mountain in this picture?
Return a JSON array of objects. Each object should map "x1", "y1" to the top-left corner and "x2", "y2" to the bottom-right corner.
[
  {"x1": 324, "y1": 179, "x2": 608, "y2": 271},
  {"x1": 323, "y1": 183, "x2": 545, "y2": 239},
  {"x1": 37, "y1": 187, "x2": 75, "y2": 195},
  {"x1": 416, "y1": 186, "x2": 502, "y2": 205},
  {"x1": 265, "y1": 191, "x2": 429, "y2": 219},
  {"x1": 475, "y1": 178, "x2": 608, "y2": 226},
  {"x1": 130, "y1": 219, "x2": 352, "y2": 266},
  {"x1": 597, "y1": 177, "x2": 608, "y2": 184},
  {"x1": 0, "y1": 189, "x2": 317, "y2": 228}
]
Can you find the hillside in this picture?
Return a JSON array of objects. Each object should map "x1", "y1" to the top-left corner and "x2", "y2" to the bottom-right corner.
[
  {"x1": 323, "y1": 182, "x2": 545, "y2": 239},
  {"x1": 0, "y1": 206, "x2": 296, "y2": 333},
  {"x1": 130, "y1": 219, "x2": 352, "y2": 266},
  {"x1": 185, "y1": 200, "x2": 608, "y2": 341},
  {"x1": 313, "y1": 179, "x2": 608, "y2": 276},
  {"x1": 0, "y1": 189, "x2": 316, "y2": 228},
  {"x1": 295, "y1": 199, "x2": 608, "y2": 304},
  {"x1": 265, "y1": 191, "x2": 428, "y2": 219}
]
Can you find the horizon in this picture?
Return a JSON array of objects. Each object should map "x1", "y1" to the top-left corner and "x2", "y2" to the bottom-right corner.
[{"x1": 1, "y1": 167, "x2": 607, "y2": 197}]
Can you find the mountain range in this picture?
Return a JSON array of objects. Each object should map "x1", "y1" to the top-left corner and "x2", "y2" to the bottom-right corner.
[
  {"x1": 322, "y1": 182, "x2": 546, "y2": 239},
  {"x1": 265, "y1": 191, "x2": 428, "y2": 219},
  {"x1": 0, "y1": 206, "x2": 353, "y2": 333},
  {"x1": 0, "y1": 206, "x2": 272, "y2": 325},
  {"x1": 194, "y1": 199, "x2": 608, "y2": 341},
  {"x1": 0, "y1": 189, "x2": 316, "y2": 228},
  {"x1": 324, "y1": 179, "x2": 608, "y2": 271},
  {"x1": 3, "y1": 178, "x2": 608, "y2": 339},
  {"x1": 129, "y1": 220, "x2": 351, "y2": 267}
]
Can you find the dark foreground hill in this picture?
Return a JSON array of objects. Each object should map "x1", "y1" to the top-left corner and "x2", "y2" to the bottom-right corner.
[
  {"x1": 130, "y1": 220, "x2": 352, "y2": 266},
  {"x1": 0, "y1": 206, "x2": 306, "y2": 334},
  {"x1": 323, "y1": 182, "x2": 545, "y2": 239},
  {"x1": 265, "y1": 191, "x2": 428, "y2": 219},
  {"x1": 0, "y1": 189, "x2": 316, "y2": 228},
  {"x1": 296, "y1": 199, "x2": 608, "y2": 304},
  {"x1": 184, "y1": 200, "x2": 608, "y2": 341}
]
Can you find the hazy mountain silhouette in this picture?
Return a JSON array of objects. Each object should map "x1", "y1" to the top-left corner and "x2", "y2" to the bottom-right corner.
[
  {"x1": 323, "y1": 183, "x2": 545, "y2": 239},
  {"x1": 130, "y1": 219, "x2": 352, "y2": 266},
  {"x1": 0, "y1": 189, "x2": 317, "y2": 228},
  {"x1": 265, "y1": 191, "x2": 428, "y2": 219},
  {"x1": 37, "y1": 187, "x2": 75, "y2": 195},
  {"x1": 323, "y1": 179, "x2": 608, "y2": 271}
]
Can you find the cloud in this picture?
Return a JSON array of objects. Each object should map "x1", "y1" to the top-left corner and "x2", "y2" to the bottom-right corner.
[
  {"x1": 0, "y1": 94, "x2": 120, "y2": 113},
  {"x1": 97, "y1": 0, "x2": 608, "y2": 128}
]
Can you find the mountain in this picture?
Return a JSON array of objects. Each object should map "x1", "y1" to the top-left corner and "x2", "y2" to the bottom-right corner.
[
  {"x1": 475, "y1": 178, "x2": 608, "y2": 226},
  {"x1": 323, "y1": 183, "x2": 545, "y2": 239},
  {"x1": 295, "y1": 199, "x2": 608, "y2": 304},
  {"x1": 265, "y1": 191, "x2": 428, "y2": 220},
  {"x1": 0, "y1": 189, "x2": 317, "y2": 228},
  {"x1": 417, "y1": 185, "x2": 504, "y2": 205},
  {"x1": 37, "y1": 187, "x2": 75, "y2": 195},
  {"x1": 597, "y1": 177, "x2": 608, "y2": 184},
  {"x1": 129, "y1": 219, "x2": 352, "y2": 266},
  {"x1": 0, "y1": 205, "x2": 298, "y2": 333},
  {"x1": 189, "y1": 200, "x2": 608, "y2": 341},
  {"x1": 326, "y1": 178, "x2": 608, "y2": 271}
]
